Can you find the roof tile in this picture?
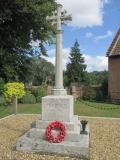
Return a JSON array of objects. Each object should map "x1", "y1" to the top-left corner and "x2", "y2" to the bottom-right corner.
[{"x1": 107, "y1": 28, "x2": 120, "y2": 57}]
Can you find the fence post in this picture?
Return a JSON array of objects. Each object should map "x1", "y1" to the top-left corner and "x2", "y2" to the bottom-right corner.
[{"x1": 13, "y1": 95, "x2": 17, "y2": 114}]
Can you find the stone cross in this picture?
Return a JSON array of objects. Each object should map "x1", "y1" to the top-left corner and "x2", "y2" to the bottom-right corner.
[{"x1": 47, "y1": 5, "x2": 71, "y2": 95}]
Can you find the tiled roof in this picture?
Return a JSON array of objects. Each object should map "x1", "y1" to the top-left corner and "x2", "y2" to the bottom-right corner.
[{"x1": 107, "y1": 28, "x2": 120, "y2": 57}]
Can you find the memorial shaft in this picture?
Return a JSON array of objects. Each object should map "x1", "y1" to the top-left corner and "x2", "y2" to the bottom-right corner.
[{"x1": 55, "y1": 6, "x2": 63, "y2": 89}]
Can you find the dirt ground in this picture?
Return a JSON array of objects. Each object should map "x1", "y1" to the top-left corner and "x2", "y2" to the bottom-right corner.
[{"x1": 0, "y1": 115, "x2": 120, "y2": 160}]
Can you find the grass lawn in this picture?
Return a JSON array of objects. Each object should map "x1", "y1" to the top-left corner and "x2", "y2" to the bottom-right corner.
[
  {"x1": 0, "y1": 103, "x2": 41, "y2": 119},
  {"x1": 75, "y1": 100, "x2": 120, "y2": 118},
  {"x1": 0, "y1": 100, "x2": 120, "y2": 119}
]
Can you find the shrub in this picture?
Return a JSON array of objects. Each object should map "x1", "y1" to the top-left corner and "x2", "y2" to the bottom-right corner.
[
  {"x1": 83, "y1": 89, "x2": 105, "y2": 102},
  {"x1": 0, "y1": 78, "x2": 5, "y2": 95},
  {"x1": 101, "y1": 79, "x2": 108, "y2": 101},
  {"x1": 82, "y1": 94, "x2": 89, "y2": 101},
  {"x1": 34, "y1": 86, "x2": 45, "y2": 103},
  {"x1": 96, "y1": 90, "x2": 104, "y2": 102},
  {"x1": 21, "y1": 93, "x2": 36, "y2": 104},
  {"x1": 89, "y1": 90, "x2": 96, "y2": 101},
  {"x1": 4, "y1": 82, "x2": 25, "y2": 103},
  {"x1": 36, "y1": 96, "x2": 42, "y2": 103},
  {"x1": 0, "y1": 95, "x2": 7, "y2": 106},
  {"x1": 83, "y1": 90, "x2": 96, "y2": 101}
]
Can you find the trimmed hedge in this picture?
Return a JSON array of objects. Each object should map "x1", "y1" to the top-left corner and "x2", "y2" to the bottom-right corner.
[
  {"x1": 33, "y1": 86, "x2": 45, "y2": 103},
  {"x1": 0, "y1": 95, "x2": 7, "y2": 106},
  {"x1": 21, "y1": 93, "x2": 36, "y2": 104}
]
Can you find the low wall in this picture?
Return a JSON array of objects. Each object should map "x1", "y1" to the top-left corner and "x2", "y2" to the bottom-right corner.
[{"x1": 46, "y1": 84, "x2": 101, "y2": 100}]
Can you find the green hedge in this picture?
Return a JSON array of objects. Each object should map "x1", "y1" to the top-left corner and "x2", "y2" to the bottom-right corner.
[
  {"x1": 0, "y1": 95, "x2": 7, "y2": 106},
  {"x1": 21, "y1": 93, "x2": 36, "y2": 104},
  {"x1": 0, "y1": 78, "x2": 5, "y2": 95},
  {"x1": 32, "y1": 86, "x2": 45, "y2": 103}
]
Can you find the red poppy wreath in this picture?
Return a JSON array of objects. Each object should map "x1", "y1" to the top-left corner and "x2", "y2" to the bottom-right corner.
[{"x1": 45, "y1": 121, "x2": 66, "y2": 143}]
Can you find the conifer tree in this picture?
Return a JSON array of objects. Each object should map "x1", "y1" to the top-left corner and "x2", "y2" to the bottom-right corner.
[{"x1": 66, "y1": 41, "x2": 86, "y2": 84}]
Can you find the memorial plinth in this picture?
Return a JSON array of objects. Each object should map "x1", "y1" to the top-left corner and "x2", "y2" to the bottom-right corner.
[
  {"x1": 16, "y1": 5, "x2": 89, "y2": 158},
  {"x1": 17, "y1": 95, "x2": 89, "y2": 158},
  {"x1": 42, "y1": 95, "x2": 73, "y2": 122}
]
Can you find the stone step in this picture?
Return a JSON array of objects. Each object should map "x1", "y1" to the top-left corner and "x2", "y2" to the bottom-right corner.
[
  {"x1": 17, "y1": 136, "x2": 89, "y2": 158},
  {"x1": 73, "y1": 115, "x2": 79, "y2": 123},
  {"x1": 26, "y1": 128, "x2": 84, "y2": 142},
  {"x1": 31, "y1": 115, "x2": 80, "y2": 132},
  {"x1": 31, "y1": 120, "x2": 80, "y2": 132}
]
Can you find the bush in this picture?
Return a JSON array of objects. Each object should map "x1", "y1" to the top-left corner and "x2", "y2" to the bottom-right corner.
[
  {"x1": 83, "y1": 90, "x2": 96, "y2": 101},
  {"x1": 101, "y1": 79, "x2": 108, "y2": 101},
  {"x1": 36, "y1": 96, "x2": 42, "y2": 103},
  {"x1": 89, "y1": 90, "x2": 96, "y2": 101},
  {"x1": 83, "y1": 89, "x2": 105, "y2": 102},
  {"x1": 0, "y1": 95, "x2": 7, "y2": 106},
  {"x1": 96, "y1": 90, "x2": 104, "y2": 102},
  {"x1": 4, "y1": 82, "x2": 25, "y2": 102},
  {"x1": 82, "y1": 94, "x2": 89, "y2": 101},
  {"x1": 34, "y1": 86, "x2": 45, "y2": 103},
  {"x1": 21, "y1": 93, "x2": 36, "y2": 104},
  {"x1": 0, "y1": 78, "x2": 5, "y2": 95}
]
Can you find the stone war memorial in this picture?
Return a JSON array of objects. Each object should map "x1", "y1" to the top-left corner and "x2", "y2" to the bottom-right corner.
[{"x1": 17, "y1": 4, "x2": 89, "y2": 158}]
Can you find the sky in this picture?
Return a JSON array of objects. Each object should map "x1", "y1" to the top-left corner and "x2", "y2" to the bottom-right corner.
[{"x1": 35, "y1": 0, "x2": 120, "y2": 72}]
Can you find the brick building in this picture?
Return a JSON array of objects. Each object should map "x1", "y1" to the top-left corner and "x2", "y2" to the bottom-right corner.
[{"x1": 107, "y1": 28, "x2": 120, "y2": 102}]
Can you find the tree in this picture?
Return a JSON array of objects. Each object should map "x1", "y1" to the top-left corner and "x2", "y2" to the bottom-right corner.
[
  {"x1": 0, "y1": 48, "x2": 36, "y2": 82},
  {"x1": 0, "y1": 0, "x2": 57, "y2": 82},
  {"x1": 66, "y1": 41, "x2": 86, "y2": 85},
  {"x1": 84, "y1": 70, "x2": 108, "y2": 101},
  {"x1": 33, "y1": 57, "x2": 55, "y2": 86},
  {"x1": 84, "y1": 71, "x2": 108, "y2": 86},
  {"x1": 63, "y1": 71, "x2": 69, "y2": 87},
  {"x1": 17, "y1": 56, "x2": 36, "y2": 84}
]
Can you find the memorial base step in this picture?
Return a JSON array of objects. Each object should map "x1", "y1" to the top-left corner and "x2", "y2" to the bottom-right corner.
[{"x1": 17, "y1": 134, "x2": 89, "y2": 158}]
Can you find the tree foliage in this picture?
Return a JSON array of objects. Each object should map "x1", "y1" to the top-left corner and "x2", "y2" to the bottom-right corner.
[
  {"x1": 0, "y1": 78, "x2": 5, "y2": 95},
  {"x1": 84, "y1": 71, "x2": 108, "y2": 86},
  {"x1": 83, "y1": 71, "x2": 108, "y2": 101},
  {"x1": 0, "y1": 0, "x2": 57, "y2": 82},
  {"x1": 66, "y1": 41, "x2": 86, "y2": 85},
  {"x1": 33, "y1": 57, "x2": 55, "y2": 86}
]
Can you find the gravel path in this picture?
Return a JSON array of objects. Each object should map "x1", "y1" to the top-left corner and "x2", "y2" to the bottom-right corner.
[{"x1": 0, "y1": 115, "x2": 120, "y2": 160}]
